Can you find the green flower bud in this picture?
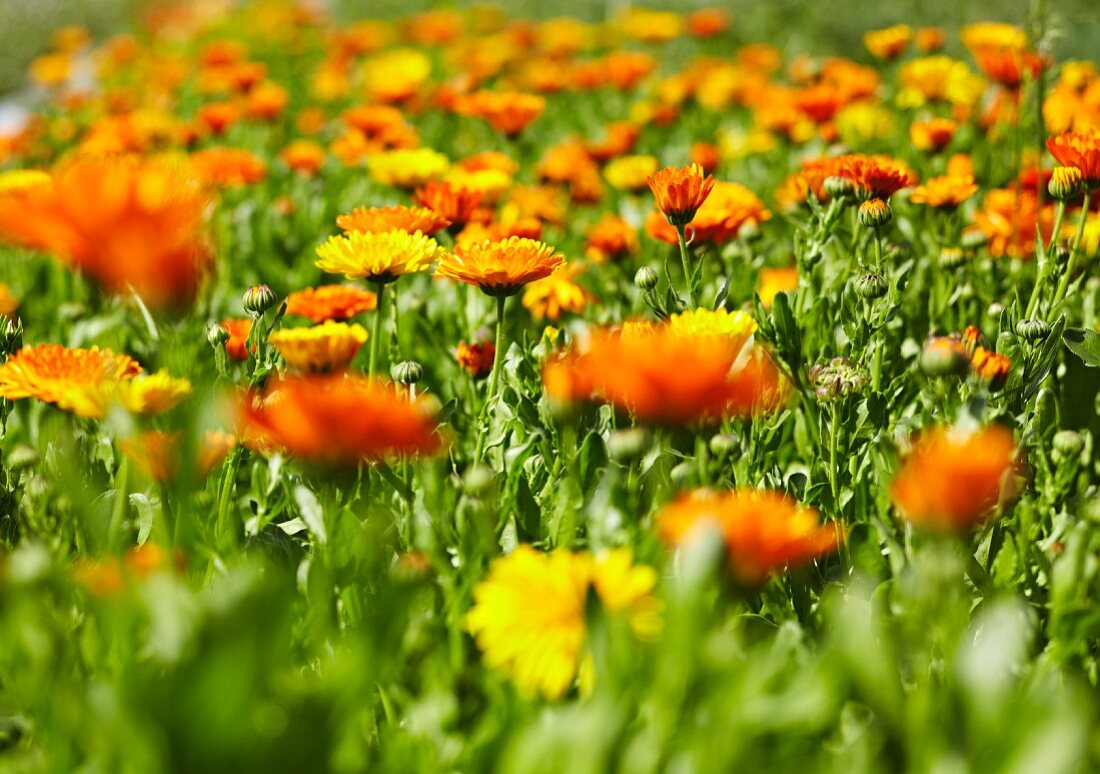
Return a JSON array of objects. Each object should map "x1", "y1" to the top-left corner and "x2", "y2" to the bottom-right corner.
[
  {"x1": 708, "y1": 432, "x2": 741, "y2": 457},
  {"x1": 0, "y1": 315, "x2": 22, "y2": 357},
  {"x1": 856, "y1": 272, "x2": 889, "y2": 300},
  {"x1": 1050, "y1": 243, "x2": 1071, "y2": 265},
  {"x1": 857, "y1": 198, "x2": 892, "y2": 228},
  {"x1": 634, "y1": 266, "x2": 659, "y2": 291},
  {"x1": 938, "y1": 247, "x2": 966, "y2": 269},
  {"x1": 208, "y1": 322, "x2": 230, "y2": 347},
  {"x1": 462, "y1": 464, "x2": 495, "y2": 497},
  {"x1": 1014, "y1": 318, "x2": 1051, "y2": 342},
  {"x1": 607, "y1": 428, "x2": 650, "y2": 463},
  {"x1": 823, "y1": 175, "x2": 855, "y2": 200},
  {"x1": 391, "y1": 360, "x2": 424, "y2": 385},
  {"x1": 243, "y1": 284, "x2": 278, "y2": 316},
  {"x1": 5, "y1": 444, "x2": 39, "y2": 472},
  {"x1": 1052, "y1": 430, "x2": 1084, "y2": 461},
  {"x1": 1048, "y1": 166, "x2": 1084, "y2": 201},
  {"x1": 960, "y1": 229, "x2": 987, "y2": 250},
  {"x1": 919, "y1": 337, "x2": 970, "y2": 378}
]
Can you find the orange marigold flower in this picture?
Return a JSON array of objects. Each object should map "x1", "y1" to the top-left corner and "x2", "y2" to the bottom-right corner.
[
  {"x1": 285, "y1": 284, "x2": 377, "y2": 323},
  {"x1": 435, "y1": 236, "x2": 563, "y2": 297},
  {"x1": 280, "y1": 139, "x2": 326, "y2": 177},
  {"x1": 196, "y1": 101, "x2": 239, "y2": 135},
  {"x1": 459, "y1": 90, "x2": 546, "y2": 136},
  {"x1": 909, "y1": 175, "x2": 979, "y2": 208},
  {"x1": 972, "y1": 188, "x2": 1054, "y2": 258},
  {"x1": 970, "y1": 346, "x2": 1012, "y2": 390},
  {"x1": 521, "y1": 262, "x2": 596, "y2": 322},
  {"x1": 457, "y1": 341, "x2": 495, "y2": 378},
  {"x1": 1046, "y1": 129, "x2": 1100, "y2": 186},
  {"x1": 220, "y1": 318, "x2": 253, "y2": 361},
  {"x1": 686, "y1": 8, "x2": 731, "y2": 38},
  {"x1": 891, "y1": 425, "x2": 1019, "y2": 532},
  {"x1": 336, "y1": 205, "x2": 449, "y2": 235},
  {"x1": 647, "y1": 163, "x2": 715, "y2": 227},
  {"x1": 237, "y1": 374, "x2": 445, "y2": 465},
  {"x1": 0, "y1": 344, "x2": 141, "y2": 417},
  {"x1": 690, "y1": 141, "x2": 721, "y2": 175},
  {"x1": 657, "y1": 488, "x2": 842, "y2": 584},
  {"x1": 0, "y1": 156, "x2": 212, "y2": 310},
  {"x1": 916, "y1": 27, "x2": 945, "y2": 52},
  {"x1": 584, "y1": 214, "x2": 639, "y2": 264},
  {"x1": 835, "y1": 154, "x2": 917, "y2": 200},
  {"x1": 582, "y1": 121, "x2": 642, "y2": 163},
  {"x1": 543, "y1": 325, "x2": 785, "y2": 426},
  {"x1": 414, "y1": 181, "x2": 482, "y2": 229},
  {"x1": 646, "y1": 181, "x2": 771, "y2": 246},
  {"x1": 864, "y1": 25, "x2": 911, "y2": 60},
  {"x1": 910, "y1": 118, "x2": 958, "y2": 152},
  {"x1": 190, "y1": 147, "x2": 267, "y2": 187}
]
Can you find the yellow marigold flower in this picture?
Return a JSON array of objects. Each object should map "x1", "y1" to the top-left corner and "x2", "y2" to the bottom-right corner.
[
  {"x1": 361, "y1": 49, "x2": 432, "y2": 103},
  {"x1": 435, "y1": 236, "x2": 563, "y2": 296},
  {"x1": 909, "y1": 175, "x2": 979, "y2": 209},
  {"x1": 269, "y1": 321, "x2": 368, "y2": 373},
  {"x1": 604, "y1": 155, "x2": 659, "y2": 192},
  {"x1": 521, "y1": 262, "x2": 595, "y2": 321},
  {"x1": 835, "y1": 102, "x2": 894, "y2": 145},
  {"x1": 466, "y1": 546, "x2": 659, "y2": 700},
  {"x1": 443, "y1": 168, "x2": 512, "y2": 203},
  {"x1": 898, "y1": 56, "x2": 983, "y2": 108},
  {"x1": 0, "y1": 170, "x2": 51, "y2": 195},
  {"x1": 104, "y1": 370, "x2": 192, "y2": 416},
  {"x1": 961, "y1": 22, "x2": 1028, "y2": 55},
  {"x1": 756, "y1": 266, "x2": 798, "y2": 308},
  {"x1": 668, "y1": 307, "x2": 757, "y2": 350},
  {"x1": 368, "y1": 148, "x2": 449, "y2": 188},
  {"x1": 0, "y1": 283, "x2": 18, "y2": 316},
  {"x1": 30, "y1": 53, "x2": 71, "y2": 86},
  {"x1": 315, "y1": 229, "x2": 440, "y2": 284},
  {"x1": 0, "y1": 344, "x2": 141, "y2": 417},
  {"x1": 864, "y1": 25, "x2": 911, "y2": 61},
  {"x1": 336, "y1": 205, "x2": 449, "y2": 235}
]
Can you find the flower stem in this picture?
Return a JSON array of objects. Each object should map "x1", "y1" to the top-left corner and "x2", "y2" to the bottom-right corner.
[
  {"x1": 676, "y1": 225, "x2": 698, "y2": 308},
  {"x1": 108, "y1": 455, "x2": 129, "y2": 552},
  {"x1": 1024, "y1": 199, "x2": 1065, "y2": 319},
  {"x1": 474, "y1": 294, "x2": 508, "y2": 465},
  {"x1": 1050, "y1": 190, "x2": 1093, "y2": 313},
  {"x1": 369, "y1": 281, "x2": 387, "y2": 376}
]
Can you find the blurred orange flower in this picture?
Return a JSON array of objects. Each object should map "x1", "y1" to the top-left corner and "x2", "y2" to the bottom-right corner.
[
  {"x1": 414, "y1": 181, "x2": 482, "y2": 229},
  {"x1": 0, "y1": 344, "x2": 141, "y2": 417},
  {"x1": 191, "y1": 147, "x2": 268, "y2": 187},
  {"x1": 285, "y1": 285, "x2": 377, "y2": 323},
  {"x1": 909, "y1": 175, "x2": 979, "y2": 208}
]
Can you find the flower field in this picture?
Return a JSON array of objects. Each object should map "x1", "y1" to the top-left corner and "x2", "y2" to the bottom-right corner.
[{"x1": 1, "y1": 2, "x2": 1100, "y2": 771}]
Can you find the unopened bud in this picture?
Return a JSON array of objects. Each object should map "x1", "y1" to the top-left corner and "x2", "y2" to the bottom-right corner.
[
  {"x1": 1052, "y1": 430, "x2": 1084, "y2": 461},
  {"x1": 1048, "y1": 166, "x2": 1084, "y2": 201},
  {"x1": 607, "y1": 428, "x2": 650, "y2": 463},
  {"x1": 243, "y1": 284, "x2": 278, "y2": 316},
  {"x1": 462, "y1": 464, "x2": 495, "y2": 496},
  {"x1": 938, "y1": 247, "x2": 966, "y2": 269},
  {"x1": 208, "y1": 323, "x2": 230, "y2": 347},
  {"x1": 960, "y1": 229, "x2": 987, "y2": 250},
  {"x1": 919, "y1": 337, "x2": 970, "y2": 378},
  {"x1": 1015, "y1": 318, "x2": 1051, "y2": 342},
  {"x1": 0, "y1": 315, "x2": 22, "y2": 357},
  {"x1": 856, "y1": 272, "x2": 889, "y2": 299},
  {"x1": 391, "y1": 360, "x2": 423, "y2": 385},
  {"x1": 708, "y1": 432, "x2": 740, "y2": 457},
  {"x1": 634, "y1": 266, "x2": 659, "y2": 291},
  {"x1": 823, "y1": 175, "x2": 855, "y2": 200},
  {"x1": 857, "y1": 198, "x2": 892, "y2": 228}
]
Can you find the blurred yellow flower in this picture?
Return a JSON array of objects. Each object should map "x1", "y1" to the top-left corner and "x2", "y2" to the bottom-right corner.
[
  {"x1": 270, "y1": 321, "x2": 369, "y2": 372},
  {"x1": 368, "y1": 148, "x2": 450, "y2": 188},
  {"x1": 521, "y1": 262, "x2": 595, "y2": 321},
  {"x1": 604, "y1": 154, "x2": 660, "y2": 192}
]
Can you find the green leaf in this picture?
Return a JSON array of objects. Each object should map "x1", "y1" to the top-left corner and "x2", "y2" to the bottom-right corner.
[{"x1": 1064, "y1": 327, "x2": 1100, "y2": 368}]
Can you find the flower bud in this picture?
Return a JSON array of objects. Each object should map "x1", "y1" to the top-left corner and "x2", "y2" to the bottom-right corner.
[
  {"x1": 738, "y1": 219, "x2": 762, "y2": 241},
  {"x1": 634, "y1": 266, "x2": 659, "y2": 291},
  {"x1": 1052, "y1": 430, "x2": 1084, "y2": 461},
  {"x1": 5, "y1": 444, "x2": 39, "y2": 472},
  {"x1": 857, "y1": 198, "x2": 892, "y2": 228},
  {"x1": 708, "y1": 432, "x2": 741, "y2": 457},
  {"x1": 0, "y1": 315, "x2": 22, "y2": 357},
  {"x1": 607, "y1": 428, "x2": 650, "y2": 463},
  {"x1": 391, "y1": 360, "x2": 424, "y2": 385},
  {"x1": 856, "y1": 272, "x2": 888, "y2": 300},
  {"x1": 809, "y1": 357, "x2": 869, "y2": 400},
  {"x1": 1014, "y1": 318, "x2": 1051, "y2": 342},
  {"x1": 919, "y1": 337, "x2": 970, "y2": 378},
  {"x1": 1050, "y1": 242, "x2": 1071, "y2": 265},
  {"x1": 823, "y1": 175, "x2": 855, "y2": 200},
  {"x1": 522, "y1": 453, "x2": 545, "y2": 479},
  {"x1": 938, "y1": 246, "x2": 966, "y2": 269},
  {"x1": 207, "y1": 322, "x2": 230, "y2": 347},
  {"x1": 243, "y1": 284, "x2": 278, "y2": 316},
  {"x1": 1048, "y1": 166, "x2": 1084, "y2": 201},
  {"x1": 960, "y1": 229, "x2": 987, "y2": 249},
  {"x1": 670, "y1": 461, "x2": 694, "y2": 487}
]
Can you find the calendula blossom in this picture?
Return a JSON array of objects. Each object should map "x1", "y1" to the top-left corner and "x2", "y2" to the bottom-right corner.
[
  {"x1": 269, "y1": 321, "x2": 369, "y2": 373},
  {"x1": 315, "y1": 229, "x2": 441, "y2": 283}
]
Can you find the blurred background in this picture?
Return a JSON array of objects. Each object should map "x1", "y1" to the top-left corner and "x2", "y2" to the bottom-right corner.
[{"x1": 0, "y1": 0, "x2": 1097, "y2": 96}]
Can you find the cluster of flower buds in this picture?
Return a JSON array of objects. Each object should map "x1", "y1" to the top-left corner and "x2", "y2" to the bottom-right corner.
[{"x1": 808, "y1": 357, "x2": 868, "y2": 401}]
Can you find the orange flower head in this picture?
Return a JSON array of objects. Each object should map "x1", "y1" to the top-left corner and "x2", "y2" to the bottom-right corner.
[
  {"x1": 220, "y1": 318, "x2": 253, "y2": 361},
  {"x1": 972, "y1": 188, "x2": 1053, "y2": 258},
  {"x1": 657, "y1": 488, "x2": 842, "y2": 585},
  {"x1": 910, "y1": 118, "x2": 958, "y2": 152},
  {"x1": 916, "y1": 27, "x2": 945, "y2": 52},
  {"x1": 687, "y1": 8, "x2": 731, "y2": 38},
  {"x1": 457, "y1": 341, "x2": 496, "y2": 378},
  {"x1": 757, "y1": 266, "x2": 799, "y2": 307},
  {"x1": 280, "y1": 139, "x2": 326, "y2": 176},
  {"x1": 336, "y1": 205, "x2": 449, "y2": 235},
  {"x1": 414, "y1": 181, "x2": 482, "y2": 229},
  {"x1": 435, "y1": 236, "x2": 563, "y2": 297},
  {"x1": 864, "y1": 25, "x2": 911, "y2": 60},
  {"x1": 647, "y1": 163, "x2": 716, "y2": 227},
  {"x1": 0, "y1": 155, "x2": 212, "y2": 310},
  {"x1": 543, "y1": 325, "x2": 785, "y2": 426},
  {"x1": 970, "y1": 346, "x2": 1012, "y2": 390},
  {"x1": 237, "y1": 374, "x2": 445, "y2": 466},
  {"x1": 460, "y1": 90, "x2": 546, "y2": 136},
  {"x1": 646, "y1": 181, "x2": 771, "y2": 246},
  {"x1": 891, "y1": 425, "x2": 1018, "y2": 532},
  {"x1": 190, "y1": 147, "x2": 268, "y2": 187},
  {"x1": 120, "y1": 429, "x2": 235, "y2": 482},
  {"x1": 584, "y1": 215, "x2": 639, "y2": 264},
  {"x1": 0, "y1": 344, "x2": 141, "y2": 417},
  {"x1": 836, "y1": 154, "x2": 916, "y2": 200},
  {"x1": 909, "y1": 175, "x2": 979, "y2": 209},
  {"x1": 1046, "y1": 129, "x2": 1100, "y2": 186},
  {"x1": 285, "y1": 284, "x2": 377, "y2": 323}
]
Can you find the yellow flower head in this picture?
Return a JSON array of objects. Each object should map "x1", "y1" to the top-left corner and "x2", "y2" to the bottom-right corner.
[
  {"x1": 88, "y1": 370, "x2": 193, "y2": 417},
  {"x1": 604, "y1": 154, "x2": 660, "y2": 192},
  {"x1": 315, "y1": 229, "x2": 441, "y2": 283},
  {"x1": 465, "y1": 545, "x2": 659, "y2": 699},
  {"x1": 368, "y1": 148, "x2": 450, "y2": 188},
  {"x1": 0, "y1": 169, "x2": 51, "y2": 195},
  {"x1": 269, "y1": 321, "x2": 369, "y2": 372},
  {"x1": 521, "y1": 262, "x2": 596, "y2": 321},
  {"x1": 668, "y1": 307, "x2": 757, "y2": 351}
]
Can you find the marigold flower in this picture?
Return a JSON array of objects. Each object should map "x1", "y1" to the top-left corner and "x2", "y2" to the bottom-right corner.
[
  {"x1": 864, "y1": 25, "x2": 911, "y2": 60},
  {"x1": 899, "y1": 56, "x2": 983, "y2": 108},
  {"x1": 280, "y1": 139, "x2": 326, "y2": 176},
  {"x1": 315, "y1": 229, "x2": 441, "y2": 283},
  {"x1": 459, "y1": 90, "x2": 546, "y2": 136},
  {"x1": 414, "y1": 181, "x2": 482, "y2": 229},
  {"x1": 970, "y1": 346, "x2": 1012, "y2": 390},
  {"x1": 220, "y1": 318, "x2": 253, "y2": 361},
  {"x1": 584, "y1": 215, "x2": 639, "y2": 264},
  {"x1": 910, "y1": 118, "x2": 958, "y2": 152},
  {"x1": 657, "y1": 488, "x2": 842, "y2": 584},
  {"x1": 757, "y1": 266, "x2": 799, "y2": 307},
  {"x1": 336, "y1": 205, "x2": 449, "y2": 235},
  {"x1": 690, "y1": 141, "x2": 721, "y2": 175},
  {"x1": 0, "y1": 344, "x2": 141, "y2": 417},
  {"x1": 916, "y1": 27, "x2": 945, "y2": 52},
  {"x1": 646, "y1": 181, "x2": 771, "y2": 245},
  {"x1": 544, "y1": 325, "x2": 785, "y2": 426},
  {"x1": 647, "y1": 163, "x2": 715, "y2": 227},
  {"x1": 1046, "y1": 129, "x2": 1100, "y2": 186},
  {"x1": 457, "y1": 341, "x2": 495, "y2": 378},
  {"x1": 435, "y1": 236, "x2": 563, "y2": 297},
  {"x1": 891, "y1": 425, "x2": 1019, "y2": 532},
  {"x1": 972, "y1": 188, "x2": 1054, "y2": 258},
  {"x1": 465, "y1": 546, "x2": 659, "y2": 699},
  {"x1": 269, "y1": 321, "x2": 368, "y2": 372},
  {"x1": 835, "y1": 154, "x2": 916, "y2": 200},
  {"x1": 237, "y1": 374, "x2": 445, "y2": 465},
  {"x1": 604, "y1": 155, "x2": 659, "y2": 192},
  {"x1": 368, "y1": 148, "x2": 449, "y2": 188},
  {"x1": 190, "y1": 147, "x2": 268, "y2": 187},
  {"x1": 686, "y1": 8, "x2": 731, "y2": 38},
  {"x1": 285, "y1": 284, "x2": 377, "y2": 323},
  {"x1": 88, "y1": 370, "x2": 192, "y2": 417},
  {"x1": 521, "y1": 262, "x2": 595, "y2": 321},
  {"x1": 0, "y1": 156, "x2": 212, "y2": 310},
  {"x1": 909, "y1": 175, "x2": 979, "y2": 209},
  {"x1": 667, "y1": 307, "x2": 757, "y2": 350}
]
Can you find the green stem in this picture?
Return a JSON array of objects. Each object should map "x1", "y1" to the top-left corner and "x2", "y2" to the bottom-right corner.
[
  {"x1": 1050, "y1": 190, "x2": 1093, "y2": 313},
  {"x1": 474, "y1": 295, "x2": 508, "y2": 465},
  {"x1": 676, "y1": 225, "x2": 698, "y2": 308},
  {"x1": 108, "y1": 456, "x2": 129, "y2": 552},
  {"x1": 369, "y1": 282, "x2": 387, "y2": 376},
  {"x1": 1024, "y1": 200, "x2": 1065, "y2": 319}
]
